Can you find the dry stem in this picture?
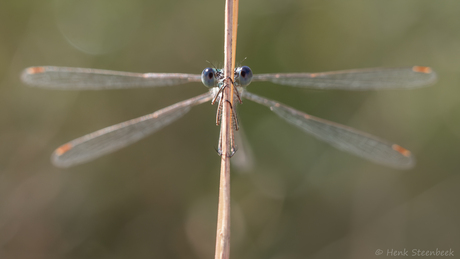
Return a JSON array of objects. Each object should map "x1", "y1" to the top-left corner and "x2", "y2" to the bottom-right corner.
[{"x1": 214, "y1": 1, "x2": 238, "y2": 259}]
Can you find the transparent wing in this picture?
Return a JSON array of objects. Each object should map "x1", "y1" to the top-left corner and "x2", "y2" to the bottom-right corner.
[
  {"x1": 252, "y1": 66, "x2": 436, "y2": 90},
  {"x1": 243, "y1": 92, "x2": 414, "y2": 169},
  {"x1": 21, "y1": 66, "x2": 202, "y2": 89},
  {"x1": 52, "y1": 92, "x2": 213, "y2": 168}
]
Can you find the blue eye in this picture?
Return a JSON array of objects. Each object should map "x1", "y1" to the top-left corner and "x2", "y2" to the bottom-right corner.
[
  {"x1": 236, "y1": 66, "x2": 253, "y2": 87},
  {"x1": 201, "y1": 67, "x2": 217, "y2": 88}
]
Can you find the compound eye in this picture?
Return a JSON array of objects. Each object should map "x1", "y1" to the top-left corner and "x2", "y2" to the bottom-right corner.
[
  {"x1": 201, "y1": 67, "x2": 217, "y2": 88},
  {"x1": 237, "y1": 66, "x2": 253, "y2": 87}
]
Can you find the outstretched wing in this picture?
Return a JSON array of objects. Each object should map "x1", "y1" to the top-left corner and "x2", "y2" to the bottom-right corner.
[
  {"x1": 244, "y1": 91, "x2": 414, "y2": 169},
  {"x1": 21, "y1": 66, "x2": 202, "y2": 90},
  {"x1": 52, "y1": 92, "x2": 212, "y2": 168},
  {"x1": 252, "y1": 66, "x2": 436, "y2": 90}
]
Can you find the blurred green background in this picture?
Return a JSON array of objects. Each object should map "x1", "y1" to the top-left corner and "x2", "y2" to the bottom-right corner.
[{"x1": 1, "y1": 0, "x2": 459, "y2": 258}]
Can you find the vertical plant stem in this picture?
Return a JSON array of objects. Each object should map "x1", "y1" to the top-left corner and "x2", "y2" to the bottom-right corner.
[{"x1": 214, "y1": 1, "x2": 238, "y2": 259}]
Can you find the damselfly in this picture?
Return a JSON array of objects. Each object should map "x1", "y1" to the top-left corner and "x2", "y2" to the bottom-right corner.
[{"x1": 21, "y1": 65, "x2": 436, "y2": 168}]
